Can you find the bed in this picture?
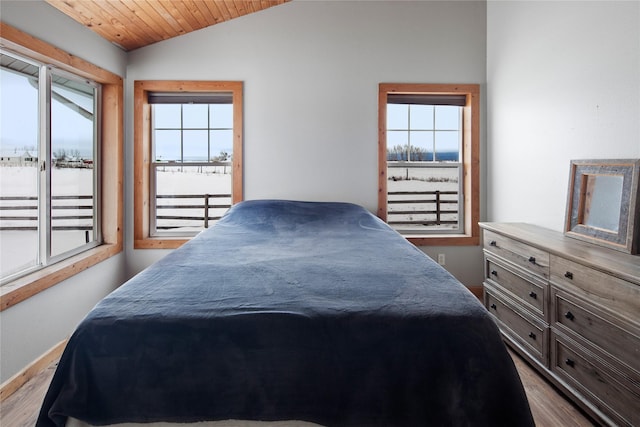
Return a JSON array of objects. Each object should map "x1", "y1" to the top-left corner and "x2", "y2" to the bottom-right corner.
[{"x1": 37, "y1": 200, "x2": 534, "y2": 427}]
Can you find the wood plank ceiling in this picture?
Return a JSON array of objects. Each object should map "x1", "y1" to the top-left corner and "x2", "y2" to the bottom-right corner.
[{"x1": 44, "y1": 0, "x2": 291, "y2": 51}]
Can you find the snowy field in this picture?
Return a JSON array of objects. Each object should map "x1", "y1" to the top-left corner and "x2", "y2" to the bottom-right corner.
[
  {"x1": 153, "y1": 165, "x2": 232, "y2": 229},
  {"x1": 0, "y1": 166, "x2": 232, "y2": 279},
  {"x1": 386, "y1": 165, "x2": 460, "y2": 232},
  {"x1": 1, "y1": 167, "x2": 96, "y2": 278},
  {"x1": 1, "y1": 164, "x2": 458, "y2": 279}
]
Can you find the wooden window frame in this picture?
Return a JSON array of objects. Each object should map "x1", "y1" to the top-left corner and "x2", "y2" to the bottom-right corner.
[
  {"x1": 0, "y1": 23, "x2": 124, "y2": 310},
  {"x1": 378, "y1": 83, "x2": 480, "y2": 246},
  {"x1": 134, "y1": 80, "x2": 243, "y2": 249}
]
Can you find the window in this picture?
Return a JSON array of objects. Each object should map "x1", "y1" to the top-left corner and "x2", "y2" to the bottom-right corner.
[
  {"x1": 134, "y1": 81, "x2": 243, "y2": 248},
  {"x1": 0, "y1": 22, "x2": 123, "y2": 308},
  {"x1": 0, "y1": 52, "x2": 101, "y2": 283},
  {"x1": 378, "y1": 83, "x2": 479, "y2": 246}
]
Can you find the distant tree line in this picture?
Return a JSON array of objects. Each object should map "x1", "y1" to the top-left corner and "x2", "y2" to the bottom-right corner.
[
  {"x1": 53, "y1": 149, "x2": 82, "y2": 160},
  {"x1": 211, "y1": 151, "x2": 229, "y2": 162},
  {"x1": 387, "y1": 144, "x2": 431, "y2": 161}
]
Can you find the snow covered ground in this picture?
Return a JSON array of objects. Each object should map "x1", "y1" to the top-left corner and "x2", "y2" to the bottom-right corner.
[
  {"x1": 0, "y1": 166, "x2": 233, "y2": 279},
  {"x1": 1, "y1": 164, "x2": 458, "y2": 279}
]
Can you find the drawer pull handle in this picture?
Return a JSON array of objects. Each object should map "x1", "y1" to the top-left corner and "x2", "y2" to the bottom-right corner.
[
  {"x1": 528, "y1": 332, "x2": 536, "y2": 340},
  {"x1": 529, "y1": 291, "x2": 537, "y2": 299},
  {"x1": 565, "y1": 358, "x2": 575, "y2": 368},
  {"x1": 490, "y1": 304, "x2": 497, "y2": 310},
  {"x1": 489, "y1": 240, "x2": 497, "y2": 246},
  {"x1": 564, "y1": 311, "x2": 575, "y2": 321},
  {"x1": 491, "y1": 270, "x2": 498, "y2": 276},
  {"x1": 528, "y1": 256, "x2": 536, "y2": 264},
  {"x1": 564, "y1": 271, "x2": 573, "y2": 280}
]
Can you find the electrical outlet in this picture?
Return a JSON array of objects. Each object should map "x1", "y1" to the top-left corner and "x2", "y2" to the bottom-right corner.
[{"x1": 437, "y1": 253, "x2": 446, "y2": 266}]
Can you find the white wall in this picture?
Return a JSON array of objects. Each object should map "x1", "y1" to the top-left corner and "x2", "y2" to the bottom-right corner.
[
  {"x1": 125, "y1": 0, "x2": 488, "y2": 286},
  {"x1": 0, "y1": 1, "x2": 128, "y2": 383},
  {"x1": 486, "y1": 1, "x2": 640, "y2": 230}
]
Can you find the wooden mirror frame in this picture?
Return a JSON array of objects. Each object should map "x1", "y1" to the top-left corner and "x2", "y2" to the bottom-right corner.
[{"x1": 564, "y1": 159, "x2": 640, "y2": 254}]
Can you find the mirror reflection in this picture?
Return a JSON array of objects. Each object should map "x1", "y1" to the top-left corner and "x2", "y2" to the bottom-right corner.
[{"x1": 580, "y1": 174, "x2": 623, "y2": 232}]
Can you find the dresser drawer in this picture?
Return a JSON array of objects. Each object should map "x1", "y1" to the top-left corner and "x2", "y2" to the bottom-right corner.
[
  {"x1": 551, "y1": 332, "x2": 640, "y2": 427},
  {"x1": 485, "y1": 288, "x2": 547, "y2": 365},
  {"x1": 485, "y1": 256, "x2": 547, "y2": 320},
  {"x1": 480, "y1": 222, "x2": 640, "y2": 427},
  {"x1": 552, "y1": 288, "x2": 640, "y2": 374},
  {"x1": 484, "y1": 230, "x2": 549, "y2": 279},
  {"x1": 551, "y1": 255, "x2": 640, "y2": 326}
]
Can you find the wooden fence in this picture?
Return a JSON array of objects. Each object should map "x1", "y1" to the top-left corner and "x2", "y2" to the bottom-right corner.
[
  {"x1": 387, "y1": 190, "x2": 459, "y2": 227},
  {"x1": 0, "y1": 194, "x2": 232, "y2": 233},
  {"x1": 156, "y1": 191, "x2": 458, "y2": 229},
  {"x1": 0, "y1": 195, "x2": 93, "y2": 231},
  {"x1": 1, "y1": 191, "x2": 457, "y2": 232},
  {"x1": 155, "y1": 193, "x2": 232, "y2": 230}
]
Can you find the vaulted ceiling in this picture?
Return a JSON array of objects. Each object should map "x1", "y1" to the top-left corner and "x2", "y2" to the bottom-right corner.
[{"x1": 44, "y1": 0, "x2": 291, "y2": 51}]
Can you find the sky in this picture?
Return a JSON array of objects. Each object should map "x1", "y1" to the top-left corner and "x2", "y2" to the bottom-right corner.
[
  {"x1": 1, "y1": 67, "x2": 95, "y2": 158},
  {"x1": 386, "y1": 104, "x2": 461, "y2": 161},
  {"x1": 2, "y1": 64, "x2": 460, "y2": 163},
  {"x1": 153, "y1": 103, "x2": 234, "y2": 162}
]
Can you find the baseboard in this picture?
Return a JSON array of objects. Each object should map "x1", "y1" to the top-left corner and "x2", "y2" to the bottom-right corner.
[
  {"x1": 0, "y1": 338, "x2": 67, "y2": 402},
  {"x1": 468, "y1": 285, "x2": 483, "y2": 301}
]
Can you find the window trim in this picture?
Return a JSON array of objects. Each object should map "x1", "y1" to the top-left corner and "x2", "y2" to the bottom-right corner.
[
  {"x1": 0, "y1": 22, "x2": 124, "y2": 311},
  {"x1": 134, "y1": 80, "x2": 243, "y2": 249},
  {"x1": 378, "y1": 83, "x2": 480, "y2": 246}
]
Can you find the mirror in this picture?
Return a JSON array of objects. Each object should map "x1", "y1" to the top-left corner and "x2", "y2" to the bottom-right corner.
[
  {"x1": 579, "y1": 174, "x2": 623, "y2": 232},
  {"x1": 565, "y1": 159, "x2": 640, "y2": 254}
]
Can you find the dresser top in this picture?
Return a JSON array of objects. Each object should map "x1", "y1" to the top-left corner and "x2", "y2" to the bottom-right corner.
[{"x1": 479, "y1": 222, "x2": 640, "y2": 286}]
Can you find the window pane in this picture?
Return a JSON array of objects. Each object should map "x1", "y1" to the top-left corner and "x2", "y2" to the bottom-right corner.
[
  {"x1": 387, "y1": 130, "x2": 408, "y2": 146},
  {"x1": 387, "y1": 131, "x2": 408, "y2": 161},
  {"x1": 385, "y1": 103, "x2": 462, "y2": 233},
  {"x1": 155, "y1": 164, "x2": 232, "y2": 232},
  {"x1": 387, "y1": 164, "x2": 460, "y2": 233},
  {"x1": 387, "y1": 104, "x2": 408, "y2": 129},
  {"x1": 409, "y1": 105, "x2": 434, "y2": 130},
  {"x1": 210, "y1": 130, "x2": 233, "y2": 161},
  {"x1": 154, "y1": 130, "x2": 181, "y2": 162},
  {"x1": 409, "y1": 131, "x2": 433, "y2": 161},
  {"x1": 0, "y1": 60, "x2": 40, "y2": 280},
  {"x1": 50, "y1": 76, "x2": 97, "y2": 258},
  {"x1": 183, "y1": 130, "x2": 208, "y2": 161},
  {"x1": 435, "y1": 131, "x2": 460, "y2": 161},
  {"x1": 435, "y1": 106, "x2": 460, "y2": 130},
  {"x1": 152, "y1": 97, "x2": 237, "y2": 237},
  {"x1": 183, "y1": 104, "x2": 208, "y2": 129},
  {"x1": 154, "y1": 104, "x2": 181, "y2": 128},
  {"x1": 210, "y1": 104, "x2": 233, "y2": 128}
]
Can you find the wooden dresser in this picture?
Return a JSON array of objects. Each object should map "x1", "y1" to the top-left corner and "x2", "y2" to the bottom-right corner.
[{"x1": 479, "y1": 223, "x2": 640, "y2": 427}]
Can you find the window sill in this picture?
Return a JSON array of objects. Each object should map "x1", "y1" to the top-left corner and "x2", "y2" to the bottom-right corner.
[
  {"x1": 134, "y1": 237, "x2": 190, "y2": 250},
  {"x1": 0, "y1": 243, "x2": 122, "y2": 311},
  {"x1": 405, "y1": 234, "x2": 479, "y2": 247}
]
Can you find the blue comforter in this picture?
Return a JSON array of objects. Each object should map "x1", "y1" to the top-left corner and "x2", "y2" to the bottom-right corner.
[{"x1": 38, "y1": 200, "x2": 534, "y2": 427}]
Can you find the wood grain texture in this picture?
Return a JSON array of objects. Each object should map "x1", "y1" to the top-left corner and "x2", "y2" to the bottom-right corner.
[
  {"x1": 509, "y1": 348, "x2": 597, "y2": 427},
  {"x1": 479, "y1": 222, "x2": 640, "y2": 285},
  {"x1": 0, "y1": 340, "x2": 66, "y2": 402},
  {"x1": 44, "y1": 0, "x2": 290, "y2": 51},
  {"x1": 481, "y1": 222, "x2": 639, "y2": 426}
]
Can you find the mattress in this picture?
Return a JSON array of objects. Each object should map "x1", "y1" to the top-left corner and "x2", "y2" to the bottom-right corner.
[{"x1": 37, "y1": 200, "x2": 534, "y2": 427}]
